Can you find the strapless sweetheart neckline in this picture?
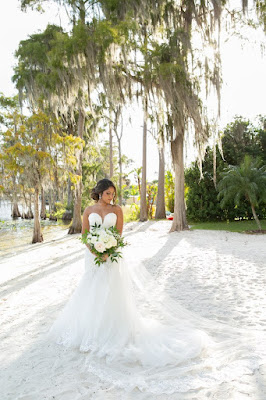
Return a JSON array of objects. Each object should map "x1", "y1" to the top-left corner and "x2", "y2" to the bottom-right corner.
[{"x1": 89, "y1": 212, "x2": 117, "y2": 222}]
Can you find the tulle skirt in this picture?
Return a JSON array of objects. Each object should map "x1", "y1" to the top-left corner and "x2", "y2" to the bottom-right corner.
[{"x1": 47, "y1": 247, "x2": 265, "y2": 394}]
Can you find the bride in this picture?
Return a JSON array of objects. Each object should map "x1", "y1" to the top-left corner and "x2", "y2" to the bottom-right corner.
[{"x1": 48, "y1": 178, "x2": 264, "y2": 394}]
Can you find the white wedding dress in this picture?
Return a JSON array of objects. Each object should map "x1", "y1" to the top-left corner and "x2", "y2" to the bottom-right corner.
[{"x1": 48, "y1": 212, "x2": 265, "y2": 394}]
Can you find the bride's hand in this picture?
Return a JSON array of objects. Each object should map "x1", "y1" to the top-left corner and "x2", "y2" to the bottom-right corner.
[{"x1": 101, "y1": 253, "x2": 109, "y2": 262}]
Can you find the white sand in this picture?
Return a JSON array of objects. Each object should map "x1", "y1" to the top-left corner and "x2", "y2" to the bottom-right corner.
[{"x1": 1, "y1": 220, "x2": 266, "y2": 400}]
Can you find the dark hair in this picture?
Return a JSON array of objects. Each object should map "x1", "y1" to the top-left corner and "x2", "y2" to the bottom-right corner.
[{"x1": 91, "y1": 179, "x2": 117, "y2": 202}]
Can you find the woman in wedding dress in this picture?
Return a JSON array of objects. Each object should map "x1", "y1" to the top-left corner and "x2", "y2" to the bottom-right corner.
[{"x1": 48, "y1": 179, "x2": 265, "y2": 394}]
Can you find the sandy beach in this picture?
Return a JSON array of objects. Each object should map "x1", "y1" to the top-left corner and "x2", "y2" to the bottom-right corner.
[{"x1": 1, "y1": 219, "x2": 266, "y2": 400}]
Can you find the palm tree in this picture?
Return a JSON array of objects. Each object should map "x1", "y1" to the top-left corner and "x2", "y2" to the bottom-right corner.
[{"x1": 217, "y1": 155, "x2": 266, "y2": 230}]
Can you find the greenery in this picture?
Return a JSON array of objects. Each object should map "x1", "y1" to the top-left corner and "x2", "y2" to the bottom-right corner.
[
  {"x1": 0, "y1": 1, "x2": 265, "y2": 242},
  {"x1": 189, "y1": 219, "x2": 266, "y2": 233},
  {"x1": 185, "y1": 117, "x2": 266, "y2": 223},
  {"x1": 165, "y1": 171, "x2": 175, "y2": 213},
  {"x1": 123, "y1": 203, "x2": 140, "y2": 223},
  {"x1": 217, "y1": 155, "x2": 266, "y2": 230},
  {"x1": 80, "y1": 224, "x2": 127, "y2": 266}
]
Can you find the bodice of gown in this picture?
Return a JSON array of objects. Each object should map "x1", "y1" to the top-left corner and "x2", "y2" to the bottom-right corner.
[{"x1": 88, "y1": 212, "x2": 117, "y2": 230}]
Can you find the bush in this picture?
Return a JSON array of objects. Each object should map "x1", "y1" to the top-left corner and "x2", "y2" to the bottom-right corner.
[
  {"x1": 185, "y1": 165, "x2": 225, "y2": 222},
  {"x1": 185, "y1": 116, "x2": 266, "y2": 222},
  {"x1": 54, "y1": 201, "x2": 67, "y2": 219},
  {"x1": 123, "y1": 203, "x2": 140, "y2": 222},
  {"x1": 165, "y1": 171, "x2": 174, "y2": 213}
]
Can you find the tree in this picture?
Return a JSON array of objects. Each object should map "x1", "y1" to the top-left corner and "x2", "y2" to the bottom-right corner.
[
  {"x1": 185, "y1": 116, "x2": 266, "y2": 222},
  {"x1": 154, "y1": 101, "x2": 166, "y2": 219},
  {"x1": 13, "y1": 22, "x2": 88, "y2": 234},
  {"x1": 18, "y1": 0, "x2": 266, "y2": 232},
  {"x1": 185, "y1": 155, "x2": 225, "y2": 222},
  {"x1": 217, "y1": 155, "x2": 266, "y2": 230},
  {"x1": 140, "y1": 92, "x2": 148, "y2": 221},
  {"x1": 0, "y1": 105, "x2": 83, "y2": 242},
  {"x1": 0, "y1": 94, "x2": 23, "y2": 218},
  {"x1": 4, "y1": 112, "x2": 56, "y2": 243},
  {"x1": 221, "y1": 117, "x2": 266, "y2": 165},
  {"x1": 113, "y1": 106, "x2": 124, "y2": 206}
]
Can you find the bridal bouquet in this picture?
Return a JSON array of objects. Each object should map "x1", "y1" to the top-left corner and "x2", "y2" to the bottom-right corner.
[{"x1": 80, "y1": 224, "x2": 127, "y2": 266}]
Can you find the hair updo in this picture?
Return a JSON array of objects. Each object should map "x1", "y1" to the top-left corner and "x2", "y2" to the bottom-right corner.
[{"x1": 91, "y1": 179, "x2": 117, "y2": 202}]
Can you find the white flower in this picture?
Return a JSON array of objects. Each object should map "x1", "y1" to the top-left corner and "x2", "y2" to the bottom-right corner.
[
  {"x1": 86, "y1": 234, "x2": 93, "y2": 243},
  {"x1": 105, "y1": 240, "x2": 113, "y2": 249},
  {"x1": 105, "y1": 237, "x2": 117, "y2": 249},
  {"x1": 99, "y1": 232, "x2": 111, "y2": 244},
  {"x1": 111, "y1": 237, "x2": 117, "y2": 246},
  {"x1": 90, "y1": 236, "x2": 98, "y2": 244},
  {"x1": 94, "y1": 241, "x2": 106, "y2": 253}
]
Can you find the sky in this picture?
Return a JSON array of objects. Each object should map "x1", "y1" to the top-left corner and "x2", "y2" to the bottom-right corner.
[{"x1": 0, "y1": 0, "x2": 265, "y2": 182}]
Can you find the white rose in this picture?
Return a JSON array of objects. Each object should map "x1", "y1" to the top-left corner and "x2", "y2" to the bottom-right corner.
[
  {"x1": 90, "y1": 236, "x2": 98, "y2": 244},
  {"x1": 94, "y1": 241, "x2": 106, "y2": 253},
  {"x1": 98, "y1": 232, "x2": 109, "y2": 243},
  {"x1": 108, "y1": 237, "x2": 117, "y2": 248},
  {"x1": 105, "y1": 239, "x2": 114, "y2": 249}
]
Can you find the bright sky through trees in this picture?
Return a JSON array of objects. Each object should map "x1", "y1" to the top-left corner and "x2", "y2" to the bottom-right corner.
[{"x1": 0, "y1": 0, "x2": 265, "y2": 181}]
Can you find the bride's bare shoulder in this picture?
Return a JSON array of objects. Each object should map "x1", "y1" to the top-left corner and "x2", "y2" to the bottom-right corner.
[
  {"x1": 84, "y1": 205, "x2": 96, "y2": 215},
  {"x1": 113, "y1": 204, "x2": 123, "y2": 215}
]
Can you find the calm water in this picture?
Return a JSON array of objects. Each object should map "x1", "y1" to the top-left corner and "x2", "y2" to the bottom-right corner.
[{"x1": 0, "y1": 200, "x2": 70, "y2": 258}]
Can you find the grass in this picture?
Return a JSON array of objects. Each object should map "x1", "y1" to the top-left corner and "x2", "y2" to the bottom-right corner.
[{"x1": 189, "y1": 219, "x2": 266, "y2": 233}]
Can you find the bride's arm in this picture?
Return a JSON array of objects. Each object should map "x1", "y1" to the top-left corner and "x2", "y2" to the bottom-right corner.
[
  {"x1": 82, "y1": 207, "x2": 90, "y2": 235},
  {"x1": 81, "y1": 207, "x2": 94, "y2": 253},
  {"x1": 115, "y1": 205, "x2": 123, "y2": 235}
]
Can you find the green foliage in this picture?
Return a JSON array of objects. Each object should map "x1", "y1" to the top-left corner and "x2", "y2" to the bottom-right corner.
[
  {"x1": 20, "y1": 0, "x2": 44, "y2": 11},
  {"x1": 0, "y1": 98, "x2": 83, "y2": 209},
  {"x1": 13, "y1": 24, "x2": 67, "y2": 94},
  {"x1": 15, "y1": 0, "x2": 266, "y2": 232},
  {"x1": 54, "y1": 201, "x2": 68, "y2": 219},
  {"x1": 80, "y1": 224, "x2": 127, "y2": 266},
  {"x1": 185, "y1": 161, "x2": 224, "y2": 222},
  {"x1": 221, "y1": 117, "x2": 266, "y2": 165},
  {"x1": 81, "y1": 140, "x2": 119, "y2": 210},
  {"x1": 186, "y1": 116, "x2": 266, "y2": 222},
  {"x1": 217, "y1": 155, "x2": 266, "y2": 214},
  {"x1": 123, "y1": 203, "x2": 140, "y2": 222},
  {"x1": 165, "y1": 170, "x2": 174, "y2": 212},
  {"x1": 146, "y1": 183, "x2": 157, "y2": 219}
]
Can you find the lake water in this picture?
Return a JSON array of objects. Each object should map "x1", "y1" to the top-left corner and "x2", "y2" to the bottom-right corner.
[{"x1": 0, "y1": 200, "x2": 70, "y2": 258}]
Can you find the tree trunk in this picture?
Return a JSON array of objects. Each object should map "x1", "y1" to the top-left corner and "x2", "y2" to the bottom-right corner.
[
  {"x1": 40, "y1": 186, "x2": 46, "y2": 219},
  {"x1": 28, "y1": 194, "x2": 34, "y2": 219},
  {"x1": 32, "y1": 185, "x2": 43, "y2": 243},
  {"x1": 140, "y1": 94, "x2": 148, "y2": 221},
  {"x1": 155, "y1": 143, "x2": 166, "y2": 219},
  {"x1": 78, "y1": 0, "x2": 86, "y2": 24},
  {"x1": 109, "y1": 123, "x2": 113, "y2": 179},
  {"x1": 170, "y1": 133, "x2": 188, "y2": 232},
  {"x1": 67, "y1": 177, "x2": 73, "y2": 208},
  {"x1": 118, "y1": 138, "x2": 123, "y2": 206},
  {"x1": 48, "y1": 189, "x2": 55, "y2": 214},
  {"x1": 11, "y1": 177, "x2": 21, "y2": 218},
  {"x1": 250, "y1": 203, "x2": 262, "y2": 230},
  {"x1": 11, "y1": 201, "x2": 21, "y2": 218},
  {"x1": 54, "y1": 154, "x2": 59, "y2": 204},
  {"x1": 68, "y1": 108, "x2": 84, "y2": 234}
]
